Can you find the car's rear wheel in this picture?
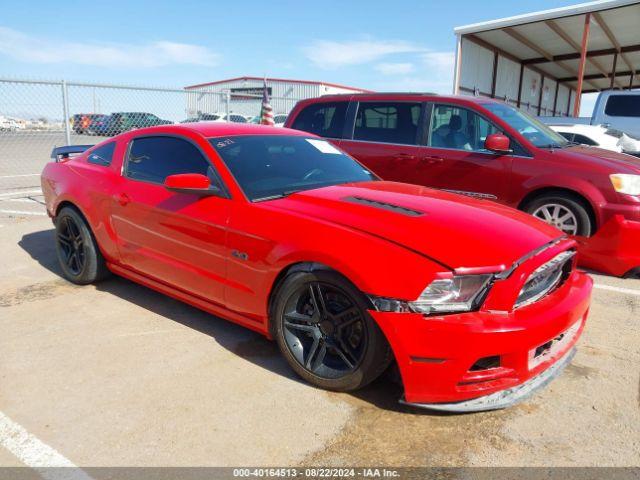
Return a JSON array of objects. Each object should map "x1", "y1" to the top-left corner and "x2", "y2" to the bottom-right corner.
[
  {"x1": 525, "y1": 193, "x2": 593, "y2": 236},
  {"x1": 272, "y1": 270, "x2": 392, "y2": 392},
  {"x1": 55, "y1": 206, "x2": 110, "y2": 284}
]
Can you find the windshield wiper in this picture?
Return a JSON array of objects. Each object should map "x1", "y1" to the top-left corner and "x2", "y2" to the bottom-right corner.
[
  {"x1": 252, "y1": 189, "x2": 304, "y2": 202},
  {"x1": 539, "y1": 142, "x2": 575, "y2": 149}
]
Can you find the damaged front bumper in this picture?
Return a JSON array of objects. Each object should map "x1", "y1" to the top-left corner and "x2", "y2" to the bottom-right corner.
[
  {"x1": 576, "y1": 215, "x2": 640, "y2": 278},
  {"x1": 401, "y1": 347, "x2": 576, "y2": 413}
]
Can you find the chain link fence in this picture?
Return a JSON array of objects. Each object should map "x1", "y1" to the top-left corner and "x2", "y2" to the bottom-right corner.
[{"x1": 0, "y1": 78, "x2": 302, "y2": 194}]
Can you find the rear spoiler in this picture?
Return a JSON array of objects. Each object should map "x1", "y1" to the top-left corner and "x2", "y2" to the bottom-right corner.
[{"x1": 51, "y1": 145, "x2": 93, "y2": 162}]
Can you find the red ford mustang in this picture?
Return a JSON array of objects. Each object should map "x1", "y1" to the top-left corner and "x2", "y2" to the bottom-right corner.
[{"x1": 41, "y1": 123, "x2": 592, "y2": 412}]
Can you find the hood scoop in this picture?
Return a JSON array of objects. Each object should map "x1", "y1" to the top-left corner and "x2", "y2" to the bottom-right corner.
[{"x1": 344, "y1": 196, "x2": 424, "y2": 217}]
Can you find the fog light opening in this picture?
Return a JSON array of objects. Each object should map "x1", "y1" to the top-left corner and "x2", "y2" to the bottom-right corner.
[{"x1": 469, "y1": 355, "x2": 501, "y2": 371}]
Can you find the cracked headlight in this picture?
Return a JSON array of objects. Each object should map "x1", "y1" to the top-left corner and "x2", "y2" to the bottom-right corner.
[
  {"x1": 410, "y1": 275, "x2": 493, "y2": 314},
  {"x1": 370, "y1": 274, "x2": 493, "y2": 314}
]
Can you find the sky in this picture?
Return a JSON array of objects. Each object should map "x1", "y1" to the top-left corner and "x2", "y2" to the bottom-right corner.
[{"x1": 0, "y1": 0, "x2": 598, "y2": 115}]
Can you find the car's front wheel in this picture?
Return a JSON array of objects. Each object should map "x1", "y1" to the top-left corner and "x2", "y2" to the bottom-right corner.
[
  {"x1": 55, "y1": 206, "x2": 110, "y2": 284},
  {"x1": 272, "y1": 270, "x2": 392, "y2": 392},
  {"x1": 525, "y1": 193, "x2": 593, "y2": 236}
]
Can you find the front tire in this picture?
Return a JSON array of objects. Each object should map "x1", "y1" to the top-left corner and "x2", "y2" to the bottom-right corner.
[
  {"x1": 524, "y1": 193, "x2": 593, "y2": 236},
  {"x1": 55, "y1": 206, "x2": 110, "y2": 284},
  {"x1": 272, "y1": 270, "x2": 392, "y2": 392}
]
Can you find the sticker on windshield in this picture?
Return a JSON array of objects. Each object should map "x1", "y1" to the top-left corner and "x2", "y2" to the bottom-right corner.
[{"x1": 306, "y1": 139, "x2": 341, "y2": 154}]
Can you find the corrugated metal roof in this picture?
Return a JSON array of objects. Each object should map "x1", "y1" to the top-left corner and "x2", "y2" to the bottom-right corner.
[
  {"x1": 185, "y1": 76, "x2": 370, "y2": 92},
  {"x1": 455, "y1": 0, "x2": 640, "y2": 94},
  {"x1": 454, "y1": 0, "x2": 639, "y2": 34}
]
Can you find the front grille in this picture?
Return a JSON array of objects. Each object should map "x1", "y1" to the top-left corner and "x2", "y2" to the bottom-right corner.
[{"x1": 515, "y1": 250, "x2": 575, "y2": 308}]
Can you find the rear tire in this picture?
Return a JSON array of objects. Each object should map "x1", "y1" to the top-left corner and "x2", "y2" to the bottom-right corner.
[
  {"x1": 272, "y1": 270, "x2": 392, "y2": 392},
  {"x1": 624, "y1": 267, "x2": 640, "y2": 279},
  {"x1": 55, "y1": 206, "x2": 110, "y2": 284},
  {"x1": 524, "y1": 193, "x2": 593, "y2": 236}
]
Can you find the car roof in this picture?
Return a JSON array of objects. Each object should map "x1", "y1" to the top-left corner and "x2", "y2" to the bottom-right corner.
[
  {"x1": 133, "y1": 122, "x2": 313, "y2": 138},
  {"x1": 295, "y1": 92, "x2": 504, "y2": 106}
]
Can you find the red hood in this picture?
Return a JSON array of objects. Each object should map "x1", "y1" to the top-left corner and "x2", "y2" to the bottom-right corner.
[
  {"x1": 555, "y1": 145, "x2": 640, "y2": 173},
  {"x1": 264, "y1": 181, "x2": 563, "y2": 270}
]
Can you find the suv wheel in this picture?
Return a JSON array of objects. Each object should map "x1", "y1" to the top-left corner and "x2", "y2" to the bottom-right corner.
[{"x1": 525, "y1": 193, "x2": 593, "y2": 236}]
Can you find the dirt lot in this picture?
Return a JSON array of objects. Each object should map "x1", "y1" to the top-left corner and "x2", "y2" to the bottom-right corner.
[{"x1": 1, "y1": 215, "x2": 639, "y2": 472}]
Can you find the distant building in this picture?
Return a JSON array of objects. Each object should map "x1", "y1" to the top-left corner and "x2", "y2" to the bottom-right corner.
[{"x1": 184, "y1": 76, "x2": 369, "y2": 118}]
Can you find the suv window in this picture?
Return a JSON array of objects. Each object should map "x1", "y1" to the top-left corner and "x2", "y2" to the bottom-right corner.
[
  {"x1": 125, "y1": 136, "x2": 215, "y2": 185},
  {"x1": 88, "y1": 142, "x2": 116, "y2": 166},
  {"x1": 290, "y1": 102, "x2": 348, "y2": 138},
  {"x1": 429, "y1": 104, "x2": 500, "y2": 152},
  {"x1": 354, "y1": 102, "x2": 421, "y2": 145},
  {"x1": 605, "y1": 95, "x2": 640, "y2": 117}
]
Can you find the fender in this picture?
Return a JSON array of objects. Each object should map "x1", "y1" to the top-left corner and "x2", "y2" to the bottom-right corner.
[{"x1": 42, "y1": 161, "x2": 121, "y2": 264}]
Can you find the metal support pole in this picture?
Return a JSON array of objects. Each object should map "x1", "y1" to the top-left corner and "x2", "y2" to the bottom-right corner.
[
  {"x1": 574, "y1": 13, "x2": 591, "y2": 117},
  {"x1": 610, "y1": 53, "x2": 618, "y2": 89},
  {"x1": 491, "y1": 51, "x2": 499, "y2": 98},
  {"x1": 61, "y1": 80, "x2": 71, "y2": 146},
  {"x1": 225, "y1": 90, "x2": 231, "y2": 122},
  {"x1": 517, "y1": 64, "x2": 525, "y2": 108},
  {"x1": 537, "y1": 75, "x2": 545, "y2": 116},
  {"x1": 452, "y1": 34, "x2": 462, "y2": 95}
]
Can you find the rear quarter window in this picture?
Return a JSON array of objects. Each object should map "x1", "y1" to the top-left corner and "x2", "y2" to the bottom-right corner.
[
  {"x1": 87, "y1": 142, "x2": 116, "y2": 166},
  {"x1": 290, "y1": 102, "x2": 348, "y2": 138},
  {"x1": 604, "y1": 95, "x2": 640, "y2": 117}
]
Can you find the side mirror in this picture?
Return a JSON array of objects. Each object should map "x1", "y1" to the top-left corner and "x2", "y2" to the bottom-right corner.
[
  {"x1": 485, "y1": 133, "x2": 512, "y2": 154},
  {"x1": 164, "y1": 173, "x2": 219, "y2": 196}
]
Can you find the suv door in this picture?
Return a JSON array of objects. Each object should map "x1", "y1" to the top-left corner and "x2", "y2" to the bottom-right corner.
[
  {"x1": 110, "y1": 134, "x2": 230, "y2": 305},
  {"x1": 417, "y1": 103, "x2": 516, "y2": 202},
  {"x1": 338, "y1": 101, "x2": 425, "y2": 184}
]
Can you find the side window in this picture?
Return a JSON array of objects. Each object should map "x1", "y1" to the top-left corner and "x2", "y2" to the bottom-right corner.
[
  {"x1": 290, "y1": 102, "x2": 348, "y2": 138},
  {"x1": 604, "y1": 95, "x2": 640, "y2": 117},
  {"x1": 572, "y1": 133, "x2": 598, "y2": 146},
  {"x1": 125, "y1": 136, "x2": 214, "y2": 185},
  {"x1": 429, "y1": 105, "x2": 500, "y2": 152},
  {"x1": 353, "y1": 102, "x2": 421, "y2": 145},
  {"x1": 87, "y1": 142, "x2": 116, "y2": 166}
]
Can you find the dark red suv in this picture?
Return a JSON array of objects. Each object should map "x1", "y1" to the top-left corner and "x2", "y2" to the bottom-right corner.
[{"x1": 285, "y1": 93, "x2": 640, "y2": 277}]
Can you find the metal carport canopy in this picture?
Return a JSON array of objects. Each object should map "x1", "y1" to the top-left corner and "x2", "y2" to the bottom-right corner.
[{"x1": 453, "y1": 0, "x2": 640, "y2": 117}]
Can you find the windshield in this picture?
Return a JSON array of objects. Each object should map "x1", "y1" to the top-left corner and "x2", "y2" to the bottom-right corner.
[
  {"x1": 482, "y1": 102, "x2": 570, "y2": 148},
  {"x1": 210, "y1": 135, "x2": 377, "y2": 201}
]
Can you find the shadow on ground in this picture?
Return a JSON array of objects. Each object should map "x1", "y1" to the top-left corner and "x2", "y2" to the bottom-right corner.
[{"x1": 18, "y1": 228, "x2": 420, "y2": 413}]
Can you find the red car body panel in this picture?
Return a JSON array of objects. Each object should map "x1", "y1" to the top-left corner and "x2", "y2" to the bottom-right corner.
[
  {"x1": 41, "y1": 123, "x2": 592, "y2": 406},
  {"x1": 285, "y1": 93, "x2": 640, "y2": 277}
]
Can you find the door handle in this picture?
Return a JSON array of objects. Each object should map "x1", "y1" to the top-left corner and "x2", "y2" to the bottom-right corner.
[
  {"x1": 423, "y1": 156, "x2": 444, "y2": 164},
  {"x1": 115, "y1": 193, "x2": 130, "y2": 206}
]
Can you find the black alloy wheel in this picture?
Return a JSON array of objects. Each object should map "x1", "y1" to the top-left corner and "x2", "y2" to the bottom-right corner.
[
  {"x1": 55, "y1": 206, "x2": 110, "y2": 284},
  {"x1": 273, "y1": 270, "x2": 392, "y2": 392},
  {"x1": 57, "y1": 214, "x2": 86, "y2": 276},
  {"x1": 282, "y1": 281, "x2": 367, "y2": 377}
]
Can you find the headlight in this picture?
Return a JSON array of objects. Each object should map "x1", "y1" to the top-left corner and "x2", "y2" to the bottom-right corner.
[
  {"x1": 410, "y1": 274, "x2": 493, "y2": 314},
  {"x1": 610, "y1": 174, "x2": 640, "y2": 196},
  {"x1": 370, "y1": 274, "x2": 493, "y2": 314}
]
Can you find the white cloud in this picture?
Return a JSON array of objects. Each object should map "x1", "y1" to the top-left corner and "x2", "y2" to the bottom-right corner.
[
  {"x1": 421, "y1": 51, "x2": 455, "y2": 74},
  {"x1": 374, "y1": 62, "x2": 415, "y2": 75},
  {"x1": 302, "y1": 39, "x2": 423, "y2": 69},
  {"x1": 0, "y1": 27, "x2": 219, "y2": 68}
]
